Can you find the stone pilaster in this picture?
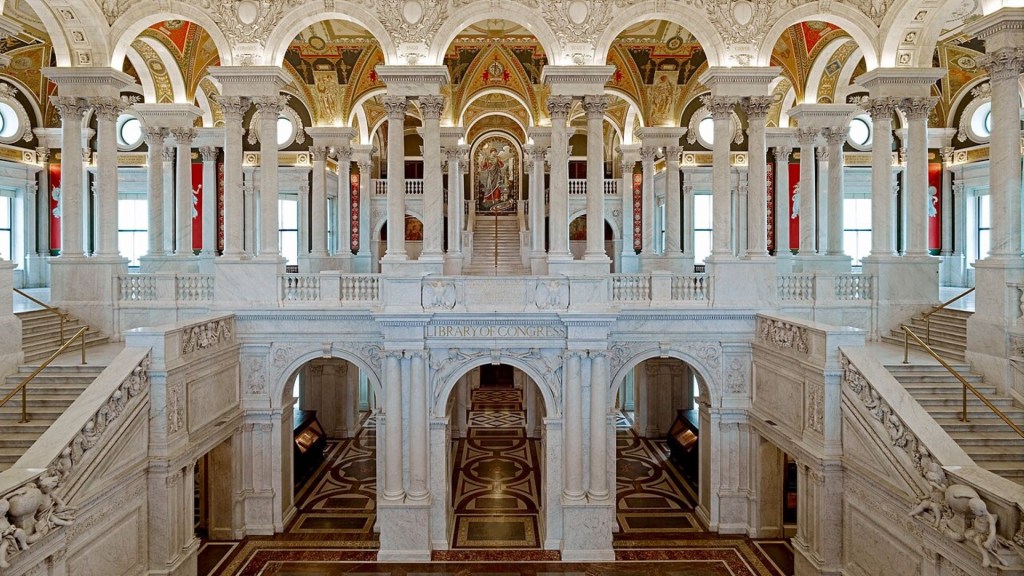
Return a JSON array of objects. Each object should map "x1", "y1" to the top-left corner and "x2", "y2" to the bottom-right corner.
[
  {"x1": 142, "y1": 128, "x2": 167, "y2": 261},
  {"x1": 900, "y1": 97, "x2": 938, "y2": 258},
  {"x1": 638, "y1": 144, "x2": 658, "y2": 264},
  {"x1": 795, "y1": 127, "x2": 818, "y2": 258},
  {"x1": 618, "y1": 145, "x2": 640, "y2": 273},
  {"x1": 199, "y1": 146, "x2": 219, "y2": 259},
  {"x1": 170, "y1": 127, "x2": 197, "y2": 259},
  {"x1": 821, "y1": 126, "x2": 851, "y2": 271},
  {"x1": 213, "y1": 96, "x2": 250, "y2": 258},
  {"x1": 772, "y1": 141, "x2": 794, "y2": 271},
  {"x1": 49, "y1": 97, "x2": 90, "y2": 258}
]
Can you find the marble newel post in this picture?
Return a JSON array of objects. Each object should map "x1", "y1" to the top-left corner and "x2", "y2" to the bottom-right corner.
[
  {"x1": 49, "y1": 97, "x2": 89, "y2": 257},
  {"x1": 91, "y1": 97, "x2": 126, "y2": 258},
  {"x1": 901, "y1": 97, "x2": 937, "y2": 258},
  {"x1": 171, "y1": 128, "x2": 196, "y2": 258},
  {"x1": 143, "y1": 128, "x2": 167, "y2": 260},
  {"x1": 705, "y1": 96, "x2": 736, "y2": 259},
  {"x1": 254, "y1": 96, "x2": 286, "y2": 258},
  {"x1": 795, "y1": 128, "x2": 817, "y2": 260},
  {"x1": 742, "y1": 96, "x2": 772, "y2": 259},
  {"x1": 200, "y1": 146, "x2": 218, "y2": 257},
  {"x1": 214, "y1": 96, "x2": 250, "y2": 258},
  {"x1": 382, "y1": 96, "x2": 408, "y2": 264},
  {"x1": 419, "y1": 95, "x2": 445, "y2": 269},
  {"x1": 547, "y1": 96, "x2": 573, "y2": 265},
  {"x1": 583, "y1": 96, "x2": 610, "y2": 269}
]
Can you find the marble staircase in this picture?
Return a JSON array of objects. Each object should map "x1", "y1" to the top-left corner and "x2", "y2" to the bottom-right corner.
[
  {"x1": 880, "y1": 308, "x2": 970, "y2": 362},
  {"x1": 0, "y1": 308, "x2": 116, "y2": 472},
  {"x1": 463, "y1": 215, "x2": 528, "y2": 275}
]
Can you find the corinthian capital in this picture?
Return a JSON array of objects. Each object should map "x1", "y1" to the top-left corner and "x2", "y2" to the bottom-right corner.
[
  {"x1": 417, "y1": 95, "x2": 444, "y2": 120},
  {"x1": 91, "y1": 97, "x2": 127, "y2": 121},
  {"x1": 820, "y1": 127, "x2": 848, "y2": 147},
  {"x1": 860, "y1": 96, "x2": 901, "y2": 120},
  {"x1": 976, "y1": 48, "x2": 1024, "y2": 82},
  {"x1": 213, "y1": 95, "x2": 250, "y2": 121},
  {"x1": 701, "y1": 95, "x2": 736, "y2": 119},
  {"x1": 252, "y1": 95, "x2": 288, "y2": 116},
  {"x1": 900, "y1": 97, "x2": 937, "y2": 121},
  {"x1": 382, "y1": 95, "x2": 408, "y2": 119},
  {"x1": 582, "y1": 95, "x2": 609, "y2": 117},
  {"x1": 169, "y1": 127, "x2": 196, "y2": 147},
  {"x1": 49, "y1": 96, "x2": 90, "y2": 119},
  {"x1": 547, "y1": 95, "x2": 573, "y2": 120},
  {"x1": 796, "y1": 128, "x2": 818, "y2": 146},
  {"x1": 740, "y1": 96, "x2": 773, "y2": 119}
]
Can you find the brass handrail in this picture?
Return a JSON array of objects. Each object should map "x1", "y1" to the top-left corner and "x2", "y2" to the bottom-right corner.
[
  {"x1": 13, "y1": 288, "x2": 70, "y2": 345},
  {"x1": 901, "y1": 324, "x2": 1023, "y2": 438},
  {"x1": 919, "y1": 287, "x2": 975, "y2": 345},
  {"x1": 0, "y1": 326, "x2": 88, "y2": 423}
]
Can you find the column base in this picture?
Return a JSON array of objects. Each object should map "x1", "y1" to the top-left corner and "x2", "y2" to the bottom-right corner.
[
  {"x1": 381, "y1": 259, "x2": 442, "y2": 276},
  {"x1": 560, "y1": 499, "x2": 615, "y2": 561},
  {"x1": 49, "y1": 255, "x2": 128, "y2": 337},
  {"x1": 443, "y1": 253, "x2": 464, "y2": 275},
  {"x1": 352, "y1": 252, "x2": 372, "y2": 273},
  {"x1": 794, "y1": 254, "x2": 851, "y2": 273},
  {"x1": 139, "y1": 254, "x2": 198, "y2": 273},
  {"x1": 550, "y1": 258, "x2": 610, "y2": 276},
  {"x1": 706, "y1": 256, "x2": 776, "y2": 307},
  {"x1": 377, "y1": 499, "x2": 432, "y2": 562},
  {"x1": 531, "y1": 253, "x2": 549, "y2": 275},
  {"x1": 545, "y1": 254, "x2": 575, "y2": 275},
  {"x1": 298, "y1": 254, "x2": 352, "y2": 274},
  {"x1": 619, "y1": 252, "x2": 640, "y2": 273},
  {"x1": 213, "y1": 257, "x2": 284, "y2": 307},
  {"x1": 775, "y1": 252, "x2": 795, "y2": 273}
]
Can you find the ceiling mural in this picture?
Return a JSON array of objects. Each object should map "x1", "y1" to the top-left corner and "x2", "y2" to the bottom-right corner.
[
  {"x1": 130, "y1": 39, "x2": 175, "y2": 104},
  {"x1": 140, "y1": 21, "x2": 221, "y2": 104},
  {"x1": 771, "y1": 22, "x2": 850, "y2": 104},
  {"x1": 816, "y1": 39, "x2": 862, "y2": 104}
]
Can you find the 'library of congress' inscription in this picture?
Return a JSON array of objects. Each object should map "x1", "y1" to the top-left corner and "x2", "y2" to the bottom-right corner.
[{"x1": 427, "y1": 325, "x2": 565, "y2": 338}]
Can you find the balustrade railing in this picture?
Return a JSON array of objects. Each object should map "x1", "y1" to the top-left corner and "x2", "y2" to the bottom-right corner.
[
  {"x1": 176, "y1": 274, "x2": 214, "y2": 301},
  {"x1": 280, "y1": 274, "x2": 321, "y2": 302},
  {"x1": 117, "y1": 274, "x2": 214, "y2": 303},
  {"x1": 340, "y1": 274, "x2": 381, "y2": 302},
  {"x1": 373, "y1": 179, "x2": 424, "y2": 195},
  {"x1": 778, "y1": 274, "x2": 815, "y2": 301},
  {"x1": 672, "y1": 274, "x2": 710, "y2": 301},
  {"x1": 834, "y1": 274, "x2": 872, "y2": 300},
  {"x1": 567, "y1": 179, "x2": 620, "y2": 196},
  {"x1": 611, "y1": 274, "x2": 651, "y2": 301},
  {"x1": 118, "y1": 274, "x2": 157, "y2": 301},
  {"x1": 604, "y1": 179, "x2": 619, "y2": 195}
]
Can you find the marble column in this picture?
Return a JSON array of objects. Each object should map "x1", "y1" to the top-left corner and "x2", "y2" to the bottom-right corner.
[
  {"x1": 743, "y1": 97, "x2": 772, "y2": 258},
  {"x1": 940, "y1": 147, "x2": 954, "y2": 257},
  {"x1": 901, "y1": 97, "x2": 936, "y2": 257},
  {"x1": 200, "y1": 146, "x2": 218, "y2": 256},
  {"x1": 382, "y1": 96, "x2": 408, "y2": 260},
  {"x1": 639, "y1": 145, "x2": 658, "y2": 256},
  {"x1": 420, "y1": 96, "x2": 445, "y2": 261},
  {"x1": 525, "y1": 145, "x2": 546, "y2": 263},
  {"x1": 620, "y1": 154, "x2": 635, "y2": 262},
  {"x1": 862, "y1": 97, "x2": 900, "y2": 257},
  {"x1": 408, "y1": 352, "x2": 428, "y2": 500},
  {"x1": 35, "y1": 147, "x2": 50, "y2": 258},
  {"x1": 356, "y1": 157, "x2": 373, "y2": 265},
  {"x1": 171, "y1": 128, "x2": 196, "y2": 257},
  {"x1": 796, "y1": 128, "x2": 817, "y2": 256},
  {"x1": 953, "y1": 179, "x2": 965, "y2": 260},
  {"x1": 310, "y1": 145, "x2": 329, "y2": 257},
  {"x1": 683, "y1": 177, "x2": 695, "y2": 259},
  {"x1": 547, "y1": 96, "x2": 573, "y2": 260},
  {"x1": 143, "y1": 128, "x2": 167, "y2": 257},
  {"x1": 254, "y1": 96, "x2": 286, "y2": 258},
  {"x1": 383, "y1": 351, "x2": 403, "y2": 500},
  {"x1": 977, "y1": 48, "x2": 1023, "y2": 259},
  {"x1": 445, "y1": 148, "x2": 462, "y2": 257},
  {"x1": 563, "y1": 351, "x2": 584, "y2": 500},
  {"x1": 664, "y1": 146, "x2": 683, "y2": 256},
  {"x1": 162, "y1": 145, "x2": 175, "y2": 254},
  {"x1": 583, "y1": 95, "x2": 608, "y2": 261},
  {"x1": 589, "y1": 351, "x2": 609, "y2": 499},
  {"x1": 213, "y1": 96, "x2": 249, "y2": 258},
  {"x1": 336, "y1": 146, "x2": 352, "y2": 258},
  {"x1": 822, "y1": 127, "x2": 848, "y2": 257},
  {"x1": 49, "y1": 97, "x2": 89, "y2": 257},
  {"x1": 92, "y1": 97, "x2": 125, "y2": 257},
  {"x1": 774, "y1": 145, "x2": 792, "y2": 256},
  {"x1": 705, "y1": 96, "x2": 735, "y2": 258}
]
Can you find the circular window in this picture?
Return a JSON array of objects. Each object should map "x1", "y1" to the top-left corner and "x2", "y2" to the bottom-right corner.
[
  {"x1": 0, "y1": 101, "x2": 20, "y2": 139},
  {"x1": 697, "y1": 116, "x2": 715, "y2": 147},
  {"x1": 970, "y1": 101, "x2": 992, "y2": 140},
  {"x1": 117, "y1": 115, "x2": 143, "y2": 149},
  {"x1": 277, "y1": 116, "x2": 294, "y2": 146},
  {"x1": 847, "y1": 115, "x2": 872, "y2": 149}
]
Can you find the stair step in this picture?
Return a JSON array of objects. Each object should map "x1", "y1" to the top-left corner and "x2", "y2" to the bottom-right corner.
[{"x1": 911, "y1": 395, "x2": 1019, "y2": 408}]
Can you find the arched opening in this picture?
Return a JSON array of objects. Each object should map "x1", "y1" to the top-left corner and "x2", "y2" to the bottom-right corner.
[
  {"x1": 377, "y1": 215, "x2": 424, "y2": 267},
  {"x1": 567, "y1": 214, "x2": 616, "y2": 266},
  {"x1": 613, "y1": 357, "x2": 709, "y2": 540},
  {"x1": 280, "y1": 357, "x2": 380, "y2": 539},
  {"x1": 193, "y1": 434, "x2": 241, "y2": 571},
  {"x1": 442, "y1": 363, "x2": 548, "y2": 549}
]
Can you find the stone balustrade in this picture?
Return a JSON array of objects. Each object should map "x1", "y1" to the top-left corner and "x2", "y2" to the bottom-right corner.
[
  {"x1": 567, "y1": 178, "x2": 619, "y2": 195},
  {"x1": 373, "y1": 179, "x2": 424, "y2": 195},
  {"x1": 778, "y1": 273, "x2": 873, "y2": 302},
  {"x1": 117, "y1": 273, "x2": 214, "y2": 303}
]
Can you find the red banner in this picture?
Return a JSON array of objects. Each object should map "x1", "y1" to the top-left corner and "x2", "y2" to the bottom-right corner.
[
  {"x1": 192, "y1": 162, "x2": 203, "y2": 251},
  {"x1": 48, "y1": 165, "x2": 61, "y2": 253},
  {"x1": 217, "y1": 161, "x2": 224, "y2": 254},
  {"x1": 789, "y1": 162, "x2": 800, "y2": 252},
  {"x1": 632, "y1": 173, "x2": 642, "y2": 253},
  {"x1": 928, "y1": 163, "x2": 942, "y2": 253},
  {"x1": 350, "y1": 173, "x2": 360, "y2": 254},
  {"x1": 766, "y1": 163, "x2": 775, "y2": 254}
]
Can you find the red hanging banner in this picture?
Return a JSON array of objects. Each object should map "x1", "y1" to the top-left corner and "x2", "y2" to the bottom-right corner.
[
  {"x1": 766, "y1": 163, "x2": 775, "y2": 254},
  {"x1": 632, "y1": 173, "x2": 642, "y2": 253},
  {"x1": 350, "y1": 173, "x2": 360, "y2": 254},
  {"x1": 48, "y1": 165, "x2": 61, "y2": 254},
  {"x1": 928, "y1": 163, "x2": 942, "y2": 254},
  {"x1": 192, "y1": 162, "x2": 203, "y2": 252},
  {"x1": 788, "y1": 162, "x2": 801, "y2": 252},
  {"x1": 217, "y1": 161, "x2": 224, "y2": 254}
]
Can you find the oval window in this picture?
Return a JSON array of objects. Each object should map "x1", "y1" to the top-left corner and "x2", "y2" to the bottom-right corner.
[{"x1": 0, "y1": 101, "x2": 20, "y2": 139}]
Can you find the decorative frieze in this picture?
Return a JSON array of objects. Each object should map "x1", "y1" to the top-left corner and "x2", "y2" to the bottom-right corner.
[
  {"x1": 181, "y1": 318, "x2": 234, "y2": 356},
  {"x1": 757, "y1": 317, "x2": 809, "y2": 354}
]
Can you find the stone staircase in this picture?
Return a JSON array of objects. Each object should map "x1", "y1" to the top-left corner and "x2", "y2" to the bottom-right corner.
[
  {"x1": 463, "y1": 215, "x2": 528, "y2": 275},
  {"x1": 887, "y1": 362, "x2": 1024, "y2": 484},
  {"x1": 0, "y1": 307, "x2": 113, "y2": 472},
  {"x1": 880, "y1": 308, "x2": 970, "y2": 362}
]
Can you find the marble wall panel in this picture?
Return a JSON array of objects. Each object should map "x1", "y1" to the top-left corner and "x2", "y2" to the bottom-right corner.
[
  {"x1": 844, "y1": 504, "x2": 922, "y2": 576},
  {"x1": 751, "y1": 365, "x2": 803, "y2": 433},
  {"x1": 67, "y1": 506, "x2": 145, "y2": 576},
  {"x1": 188, "y1": 364, "x2": 240, "y2": 432}
]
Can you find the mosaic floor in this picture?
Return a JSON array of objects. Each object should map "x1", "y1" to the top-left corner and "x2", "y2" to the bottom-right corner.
[{"x1": 200, "y1": 385, "x2": 794, "y2": 575}]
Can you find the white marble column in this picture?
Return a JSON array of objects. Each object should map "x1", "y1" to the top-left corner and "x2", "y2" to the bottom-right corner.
[
  {"x1": 356, "y1": 157, "x2": 373, "y2": 264},
  {"x1": 382, "y1": 96, "x2": 408, "y2": 260},
  {"x1": 143, "y1": 128, "x2": 167, "y2": 257},
  {"x1": 816, "y1": 148, "x2": 828, "y2": 252},
  {"x1": 200, "y1": 146, "x2": 218, "y2": 256},
  {"x1": 683, "y1": 178, "x2": 695, "y2": 259},
  {"x1": 92, "y1": 97, "x2": 125, "y2": 257},
  {"x1": 162, "y1": 145, "x2": 175, "y2": 254},
  {"x1": 336, "y1": 146, "x2": 352, "y2": 258},
  {"x1": 952, "y1": 178, "x2": 965, "y2": 259},
  {"x1": 583, "y1": 95, "x2": 608, "y2": 261},
  {"x1": 254, "y1": 96, "x2": 286, "y2": 258},
  {"x1": 310, "y1": 145, "x2": 329, "y2": 257},
  {"x1": 35, "y1": 147, "x2": 50, "y2": 258},
  {"x1": 822, "y1": 127, "x2": 848, "y2": 256},
  {"x1": 940, "y1": 147, "x2": 954, "y2": 257},
  {"x1": 862, "y1": 97, "x2": 900, "y2": 257},
  {"x1": 525, "y1": 145, "x2": 546, "y2": 262},
  {"x1": 664, "y1": 146, "x2": 683, "y2": 256},
  {"x1": 743, "y1": 97, "x2": 772, "y2": 258},
  {"x1": 773, "y1": 145, "x2": 792, "y2": 255},
  {"x1": 420, "y1": 96, "x2": 445, "y2": 261},
  {"x1": 901, "y1": 97, "x2": 936, "y2": 258},
  {"x1": 639, "y1": 145, "x2": 657, "y2": 256},
  {"x1": 588, "y1": 350, "x2": 609, "y2": 499},
  {"x1": 705, "y1": 96, "x2": 735, "y2": 258},
  {"x1": 383, "y1": 351, "x2": 403, "y2": 500},
  {"x1": 445, "y1": 148, "x2": 462, "y2": 257},
  {"x1": 620, "y1": 154, "x2": 635, "y2": 260},
  {"x1": 796, "y1": 128, "x2": 817, "y2": 256},
  {"x1": 408, "y1": 351, "x2": 428, "y2": 500},
  {"x1": 50, "y1": 97, "x2": 89, "y2": 257},
  {"x1": 214, "y1": 96, "x2": 249, "y2": 258},
  {"x1": 547, "y1": 96, "x2": 573, "y2": 260},
  {"x1": 563, "y1": 351, "x2": 584, "y2": 500},
  {"x1": 977, "y1": 48, "x2": 1023, "y2": 258},
  {"x1": 171, "y1": 128, "x2": 196, "y2": 257}
]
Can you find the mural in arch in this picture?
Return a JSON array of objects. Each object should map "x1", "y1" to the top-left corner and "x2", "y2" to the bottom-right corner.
[{"x1": 474, "y1": 135, "x2": 519, "y2": 214}]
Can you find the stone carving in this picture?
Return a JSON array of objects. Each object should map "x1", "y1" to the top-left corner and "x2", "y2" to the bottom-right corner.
[
  {"x1": 0, "y1": 497, "x2": 28, "y2": 568},
  {"x1": 166, "y1": 381, "x2": 184, "y2": 434},
  {"x1": 535, "y1": 279, "x2": 568, "y2": 310},
  {"x1": 378, "y1": 0, "x2": 448, "y2": 46},
  {"x1": 181, "y1": 318, "x2": 234, "y2": 355},
  {"x1": 542, "y1": 0, "x2": 617, "y2": 48},
  {"x1": 807, "y1": 382, "x2": 823, "y2": 433},
  {"x1": 198, "y1": 0, "x2": 303, "y2": 52},
  {"x1": 758, "y1": 317, "x2": 809, "y2": 354},
  {"x1": 937, "y1": 484, "x2": 1023, "y2": 569},
  {"x1": 608, "y1": 342, "x2": 658, "y2": 377},
  {"x1": 244, "y1": 357, "x2": 267, "y2": 395},
  {"x1": 348, "y1": 343, "x2": 384, "y2": 377},
  {"x1": 504, "y1": 348, "x2": 564, "y2": 410},
  {"x1": 700, "y1": 0, "x2": 775, "y2": 47},
  {"x1": 725, "y1": 357, "x2": 746, "y2": 394},
  {"x1": 909, "y1": 462, "x2": 949, "y2": 527},
  {"x1": 424, "y1": 280, "x2": 457, "y2": 310}
]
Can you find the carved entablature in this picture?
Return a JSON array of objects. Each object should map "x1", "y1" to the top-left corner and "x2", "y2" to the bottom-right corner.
[
  {"x1": 181, "y1": 318, "x2": 235, "y2": 356},
  {"x1": 757, "y1": 316, "x2": 809, "y2": 355}
]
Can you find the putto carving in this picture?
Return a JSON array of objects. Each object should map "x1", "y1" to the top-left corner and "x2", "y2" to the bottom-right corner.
[
  {"x1": 181, "y1": 318, "x2": 234, "y2": 355},
  {"x1": 758, "y1": 317, "x2": 809, "y2": 354}
]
